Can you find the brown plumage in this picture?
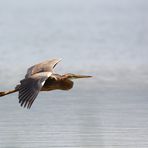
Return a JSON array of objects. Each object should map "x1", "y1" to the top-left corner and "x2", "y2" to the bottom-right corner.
[{"x1": 0, "y1": 59, "x2": 92, "y2": 109}]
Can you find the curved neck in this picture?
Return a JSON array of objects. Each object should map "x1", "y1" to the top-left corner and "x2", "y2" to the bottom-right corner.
[{"x1": 59, "y1": 78, "x2": 74, "y2": 90}]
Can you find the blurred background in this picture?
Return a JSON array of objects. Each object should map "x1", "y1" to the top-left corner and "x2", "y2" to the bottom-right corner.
[{"x1": 0, "y1": 0, "x2": 148, "y2": 147}]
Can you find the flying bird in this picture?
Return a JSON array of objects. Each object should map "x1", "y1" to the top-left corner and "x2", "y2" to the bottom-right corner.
[{"x1": 0, "y1": 59, "x2": 92, "y2": 108}]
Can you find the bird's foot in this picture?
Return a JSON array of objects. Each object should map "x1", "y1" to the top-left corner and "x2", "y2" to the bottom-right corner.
[{"x1": 0, "y1": 92, "x2": 6, "y2": 97}]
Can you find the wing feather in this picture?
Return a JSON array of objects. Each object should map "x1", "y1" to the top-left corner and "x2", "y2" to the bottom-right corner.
[
  {"x1": 18, "y1": 72, "x2": 51, "y2": 108},
  {"x1": 25, "y1": 59, "x2": 61, "y2": 78}
]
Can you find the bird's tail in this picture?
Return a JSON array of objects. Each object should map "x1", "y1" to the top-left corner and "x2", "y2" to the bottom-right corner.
[{"x1": 0, "y1": 89, "x2": 18, "y2": 97}]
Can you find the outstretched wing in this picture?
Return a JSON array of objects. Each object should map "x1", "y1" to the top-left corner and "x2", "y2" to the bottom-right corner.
[
  {"x1": 25, "y1": 59, "x2": 61, "y2": 78},
  {"x1": 19, "y1": 72, "x2": 52, "y2": 109}
]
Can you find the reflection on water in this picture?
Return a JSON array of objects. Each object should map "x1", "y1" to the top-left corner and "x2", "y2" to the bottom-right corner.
[{"x1": 0, "y1": 0, "x2": 148, "y2": 147}]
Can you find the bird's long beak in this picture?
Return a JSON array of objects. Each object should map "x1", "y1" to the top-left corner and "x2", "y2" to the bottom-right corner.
[{"x1": 70, "y1": 74, "x2": 92, "y2": 79}]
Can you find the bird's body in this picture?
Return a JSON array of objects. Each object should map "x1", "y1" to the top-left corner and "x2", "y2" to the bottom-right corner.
[
  {"x1": 41, "y1": 74, "x2": 74, "y2": 91},
  {"x1": 0, "y1": 59, "x2": 92, "y2": 108}
]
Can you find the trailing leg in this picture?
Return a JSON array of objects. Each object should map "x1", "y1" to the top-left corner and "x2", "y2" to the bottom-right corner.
[{"x1": 0, "y1": 89, "x2": 18, "y2": 97}]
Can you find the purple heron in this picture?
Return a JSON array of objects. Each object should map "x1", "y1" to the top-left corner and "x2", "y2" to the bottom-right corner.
[{"x1": 0, "y1": 59, "x2": 92, "y2": 108}]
